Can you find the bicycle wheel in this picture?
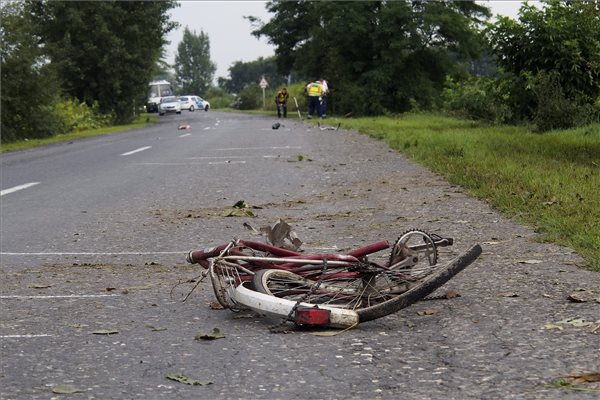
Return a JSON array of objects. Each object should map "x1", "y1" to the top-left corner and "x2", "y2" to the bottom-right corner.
[
  {"x1": 356, "y1": 244, "x2": 482, "y2": 322},
  {"x1": 252, "y1": 269, "x2": 377, "y2": 309}
]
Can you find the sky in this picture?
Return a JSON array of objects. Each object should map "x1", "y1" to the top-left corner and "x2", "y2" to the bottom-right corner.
[{"x1": 165, "y1": 1, "x2": 533, "y2": 82}]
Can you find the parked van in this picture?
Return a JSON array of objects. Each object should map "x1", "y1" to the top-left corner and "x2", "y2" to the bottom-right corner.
[{"x1": 146, "y1": 80, "x2": 173, "y2": 113}]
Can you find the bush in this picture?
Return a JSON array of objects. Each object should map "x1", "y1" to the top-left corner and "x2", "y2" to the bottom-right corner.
[
  {"x1": 441, "y1": 75, "x2": 511, "y2": 123},
  {"x1": 50, "y1": 99, "x2": 113, "y2": 134},
  {"x1": 204, "y1": 87, "x2": 233, "y2": 109},
  {"x1": 528, "y1": 72, "x2": 600, "y2": 132}
]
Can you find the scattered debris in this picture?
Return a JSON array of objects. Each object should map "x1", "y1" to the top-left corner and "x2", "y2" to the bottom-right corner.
[
  {"x1": 545, "y1": 317, "x2": 600, "y2": 333},
  {"x1": 27, "y1": 283, "x2": 51, "y2": 289},
  {"x1": 194, "y1": 327, "x2": 225, "y2": 340},
  {"x1": 417, "y1": 308, "x2": 439, "y2": 316},
  {"x1": 561, "y1": 372, "x2": 600, "y2": 385},
  {"x1": 146, "y1": 325, "x2": 167, "y2": 332},
  {"x1": 165, "y1": 373, "x2": 212, "y2": 386},
  {"x1": 272, "y1": 122, "x2": 281, "y2": 129},
  {"x1": 91, "y1": 329, "x2": 119, "y2": 335},
  {"x1": 498, "y1": 292, "x2": 519, "y2": 297},
  {"x1": 518, "y1": 259, "x2": 543, "y2": 264},
  {"x1": 567, "y1": 289, "x2": 599, "y2": 303},
  {"x1": 208, "y1": 301, "x2": 224, "y2": 310},
  {"x1": 178, "y1": 124, "x2": 191, "y2": 130},
  {"x1": 317, "y1": 122, "x2": 341, "y2": 131},
  {"x1": 223, "y1": 200, "x2": 259, "y2": 217},
  {"x1": 245, "y1": 219, "x2": 302, "y2": 251},
  {"x1": 51, "y1": 384, "x2": 83, "y2": 394}
]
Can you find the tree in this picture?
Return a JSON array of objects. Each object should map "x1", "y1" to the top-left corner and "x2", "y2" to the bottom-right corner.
[
  {"x1": 28, "y1": 1, "x2": 178, "y2": 123},
  {"x1": 251, "y1": 1, "x2": 490, "y2": 115},
  {"x1": 486, "y1": 0, "x2": 600, "y2": 101},
  {"x1": 220, "y1": 56, "x2": 289, "y2": 94},
  {"x1": 1, "y1": 1, "x2": 61, "y2": 142},
  {"x1": 174, "y1": 27, "x2": 216, "y2": 94},
  {"x1": 485, "y1": 0, "x2": 600, "y2": 130}
]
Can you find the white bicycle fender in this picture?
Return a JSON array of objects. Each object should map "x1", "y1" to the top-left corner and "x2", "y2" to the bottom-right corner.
[{"x1": 232, "y1": 283, "x2": 359, "y2": 328}]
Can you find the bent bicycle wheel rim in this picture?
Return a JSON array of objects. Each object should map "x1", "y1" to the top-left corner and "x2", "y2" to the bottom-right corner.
[{"x1": 356, "y1": 244, "x2": 482, "y2": 322}]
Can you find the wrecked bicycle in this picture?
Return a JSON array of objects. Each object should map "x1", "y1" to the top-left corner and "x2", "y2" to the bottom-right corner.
[{"x1": 186, "y1": 229, "x2": 482, "y2": 328}]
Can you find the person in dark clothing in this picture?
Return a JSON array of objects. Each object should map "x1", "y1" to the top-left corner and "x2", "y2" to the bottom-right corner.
[{"x1": 275, "y1": 87, "x2": 289, "y2": 118}]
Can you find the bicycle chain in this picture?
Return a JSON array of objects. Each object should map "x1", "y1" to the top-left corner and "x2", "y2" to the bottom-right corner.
[
  {"x1": 269, "y1": 260, "x2": 330, "y2": 334},
  {"x1": 389, "y1": 228, "x2": 439, "y2": 266}
]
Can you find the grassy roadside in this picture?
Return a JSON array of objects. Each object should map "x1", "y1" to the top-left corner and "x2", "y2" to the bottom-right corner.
[
  {"x1": 324, "y1": 114, "x2": 599, "y2": 271},
  {"x1": 0, "y1": 113, "x2": 158, "y2": 153}
]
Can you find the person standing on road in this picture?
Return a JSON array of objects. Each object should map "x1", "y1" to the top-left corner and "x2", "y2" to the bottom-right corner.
[
  {"x1": 320, "y1": 79, "x2": 329, "y2": 118},
  {"x1": 306, "y1": 80, "x2": 323, "y2": 119},
  {"x1": 275, "y1": 87, "x2": 289, "y2": 118}
]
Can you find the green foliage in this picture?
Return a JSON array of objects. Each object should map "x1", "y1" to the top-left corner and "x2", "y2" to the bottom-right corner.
[
  {"x1": 232, "y1": 84, "x2": 264, "y2": 110},
  {"x1": 50, "y1": 99, "x2": 113, "y2": 134},
  {"x1": 174, "y1": 27, "x2": 216, "y2": 95},
  {"x1": 252, "y1": 1, "x2": 490, "y2": 116},
  {"x1": 442, "y1": 75, "x2": 512, "y2": 123},
  {"x1": 204, "y1": 87, "x2": 233, "y2": 109},
  {"x1": 220, "y1": 56, "x2": 290, "y2": 94},
  {"x1": 1, "y1": 2, "x2": 62, "y2": 143},
  {"x1": 28, "y1": 0, "x2": 178, "y2": 123},
  {"x1": 484, "y1": 0, "x2": 600, "y2": 130}
]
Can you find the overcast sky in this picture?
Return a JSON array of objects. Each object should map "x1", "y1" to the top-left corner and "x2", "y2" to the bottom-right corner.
[{"x1": 165, "y1": 1, "x2": 532, "y2": 82}]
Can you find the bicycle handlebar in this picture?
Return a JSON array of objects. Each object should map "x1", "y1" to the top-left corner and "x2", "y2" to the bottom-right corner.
[{"x1": 186, "y1": 236, "x2": 454, "y2": 265}]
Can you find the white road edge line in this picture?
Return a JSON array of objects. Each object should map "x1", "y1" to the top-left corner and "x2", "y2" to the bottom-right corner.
[
  {"x1": 121, "y1": 146, "x2": 151, "y2": 156},
  {"x1": 214, "y1": 146, "x2": 302, "y2": 151},
  {"x1": 1, "y1": 294, "x2": 119, "y2": 299},
  {"x1": 1, "y1": 251, "x2": 184, "y2": 255},
  {"x1": 208, "y1": 160, "x2": 246, "y2": 165},
  {"x1": 0, "y1": 182, "x2": 40, "y2": 196},
  {"x1": 1, "y1": 334, "x2": 53, "y2": 338}
]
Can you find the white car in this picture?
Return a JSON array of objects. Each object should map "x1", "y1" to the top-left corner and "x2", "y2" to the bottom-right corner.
[
  {"x1": 196, "y1": 96, "x2": 210, "y2": 111},
  {"x1": 179, "y1": 96, "x2": 197, "y2": 111},
  {"x1": 179, "y1": 95, "x2": 210, "y2": 112},
  {"x1": 158, "y1": 96, "x2": 181, "y2": 115}
]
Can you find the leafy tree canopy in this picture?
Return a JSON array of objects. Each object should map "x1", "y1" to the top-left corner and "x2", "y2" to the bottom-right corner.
[
  {"x1": 220, "y1": 56, "x2": 291, "y2": 94},
  {"x1": 250, "y1": 0, "x2": 490, "y2": 114},
  {"x1": 486, "y1": 0, "x2": 600, "y2": 101},
  {"x1": 1, "y1": 1, "x2": 62, "y2": 142},
  {"x1": 174, "y1": 27, "x2": 216, "y2": 95},
  {"x1": 28, "y1": 0, "x2": 178, "y2": 123}
]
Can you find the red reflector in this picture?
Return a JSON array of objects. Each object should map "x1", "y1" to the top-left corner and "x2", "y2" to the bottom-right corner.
[{"x1": 294, "y1": 306, "x2": 331, "y2": 326}]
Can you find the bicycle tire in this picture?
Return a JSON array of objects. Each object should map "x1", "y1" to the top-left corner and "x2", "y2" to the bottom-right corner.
[
  {"x1": 356, "y1": 244, "x2": 482, "y2": 322},
  {"x1": 252, "y1": 268, "x2": 371, "y2": 309}
]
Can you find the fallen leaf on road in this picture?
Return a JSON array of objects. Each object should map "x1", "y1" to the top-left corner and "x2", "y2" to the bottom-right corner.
[
  {"x1": 91, "y1": 329, "x2": 119, "y2": 335},
  {"x1": 417, "y1": 309, "x2": 438, "y2": 316},
  {"x1": 28, "y1": 284, "x2": 51, "y2": 289},
  {"x1": 518, "y1": 259, "x2": 543, "y2": 264},
  {"x1": 195, "y1": 328, "x2": 225, "y2": 340},
  {"x1": 555, "y1": 318, "x2": 594, "y2": 328},
  {"x1": 561, "y1": 372, "x2": 600, "y2": 385},
  {"x1": 498, "y1": 292, "x2": 519, "y2": 297},
  {"x1": 165, "y1": 373, "x2": 212, "y2": 386},
  {"x1": 543, "y1": 324, "x2": 564, "y2": 331},
  {"x1": 52, "y1": 384, "x2": 83, "y2": 394}
]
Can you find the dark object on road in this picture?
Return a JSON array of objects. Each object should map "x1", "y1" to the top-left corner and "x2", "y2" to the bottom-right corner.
[{"x1": 272, "y1": 123, "x2": 281, "y2": 130}]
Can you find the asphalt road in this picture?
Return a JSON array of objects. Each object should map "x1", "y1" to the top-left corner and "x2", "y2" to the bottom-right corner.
[{"x1": 1, "y1": 111, "x2": 598, "y2": 399}]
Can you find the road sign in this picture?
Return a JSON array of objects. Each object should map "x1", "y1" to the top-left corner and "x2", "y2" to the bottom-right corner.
[{"x1": 259, "y1": 77, "x2": 268, "y2": 89}]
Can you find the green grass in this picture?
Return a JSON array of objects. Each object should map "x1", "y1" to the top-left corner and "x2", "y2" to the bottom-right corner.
[
  {"x1": 0, "y1": 113, "x2": 158, "y2": 153},
  {"x1": 326, "y1": 113, "x2": 600, "y2": 270}
]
